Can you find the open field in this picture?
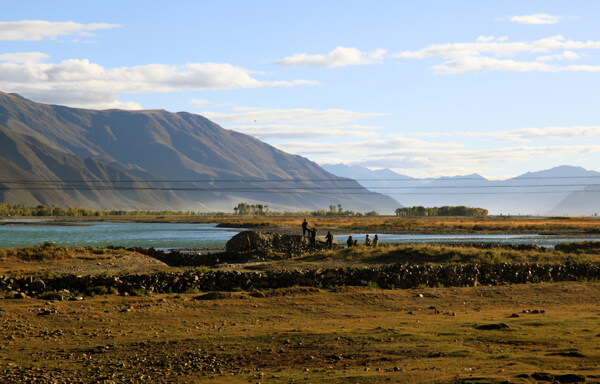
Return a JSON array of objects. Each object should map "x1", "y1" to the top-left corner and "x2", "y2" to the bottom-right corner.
[
  {"x1": 1, "y1": 282, "x2": 599, "y2": 383},
  {"x1": 1, "y1": 216, "x2": 599, "y2": 383},
  {"x1": 7, "y1": 215, "x2": 599, "y2": 236},
  {"x1": 2, "y1": 241, "x2": 600, "y2": 276}
]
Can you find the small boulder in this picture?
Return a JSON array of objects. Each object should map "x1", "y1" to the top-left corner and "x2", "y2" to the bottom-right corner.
[{"x1": 475, "y1": 323, "x2": 509, "y2": 330}]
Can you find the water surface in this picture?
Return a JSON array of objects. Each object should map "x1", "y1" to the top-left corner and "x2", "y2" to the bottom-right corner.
[
  {"x1": 0, "y1": 220, "x2": 597, "y2": 249},
  {"x1": 0, "y1": 221, "x2": 244, "y2": 249}
]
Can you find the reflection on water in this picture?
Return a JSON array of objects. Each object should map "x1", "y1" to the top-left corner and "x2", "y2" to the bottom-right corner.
[{"x1": 0, "y1": 221, "x2": 597, "y2": 249}]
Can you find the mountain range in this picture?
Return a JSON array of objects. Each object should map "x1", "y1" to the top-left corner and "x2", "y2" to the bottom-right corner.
[
  {"x1": 0, "y1": 91, "x2": 400, "y2": 213},
  {"x1": 322, "y1": 164, "x2": 600, "y2": 216}
]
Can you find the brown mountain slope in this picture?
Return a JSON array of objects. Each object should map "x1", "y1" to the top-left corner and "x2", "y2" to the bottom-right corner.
[
  {"x1": 0, "y1": 92, "x2": 400, "y2": 212},
  {"x1": 0, "y1": 126, "x2": 204, "y2": 210}
]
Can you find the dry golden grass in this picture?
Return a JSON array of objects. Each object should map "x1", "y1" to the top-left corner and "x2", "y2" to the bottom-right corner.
[
  {"x1": 0, "y1": 283, "x2": 599, "y2": 383},
  {"x1": 57, "y1": 214, "x2": 600, "y2": 234},
  {"x1": 0, "y1": 245, "x2": 172, "y2": 276}
]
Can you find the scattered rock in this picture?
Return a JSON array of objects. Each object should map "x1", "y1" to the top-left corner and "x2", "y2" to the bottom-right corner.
[
  {"x1": 194, "y1": 292, "x2": 245, "y2": 301},
  {"x1": 475, "y1": 323, "x2": 509, "y2": 330},
  {"x1": 531, "y1": 372, "x2": 554, "y2": 381},
  {"x1": 547, "y1": 351, "x2": 586, "y2": 358},
  {"x1": 555, "y1": 373, "x2": 586, "y2": 383},
  {"x1": 40, "y1": 293, "x2": 64, "y2": 301}
]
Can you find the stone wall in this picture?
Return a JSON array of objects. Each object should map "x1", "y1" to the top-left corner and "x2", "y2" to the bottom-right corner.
[{"x1": 1, "y1": 262, "x2": 598, "y2": 299}]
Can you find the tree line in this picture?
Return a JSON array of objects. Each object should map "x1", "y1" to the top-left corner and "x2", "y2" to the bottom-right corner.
[
  {"x1": 233, "y1": 203, "x2": 379, "y2": 217},
  {"x1": 395, "y1": 206, "x2": 488, "y2": 217},
  {"x1": 0, "y1": 203, "x2": 203, "y2": 217}
]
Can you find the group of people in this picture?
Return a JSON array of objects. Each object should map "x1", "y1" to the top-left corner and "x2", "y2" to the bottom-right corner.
[
  {"x1": 303, "y1": 218, "x2": 379, "y2": 250},
  {"x1": 302, "y1": 218, "x2": 318, "y2": 247},
  {"x1": 346, "y1": 234, "x2": 379, "y2": 247}
]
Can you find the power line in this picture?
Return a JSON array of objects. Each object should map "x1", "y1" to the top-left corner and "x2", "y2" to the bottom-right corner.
[
  {"x1": 1, "y1": 175, "x2": 600, "y2": 184},
  {"x1": 1, "y1": 184, "x2": 600, "y2": 190},
  {"x1": 0, "y1": 186, "x2": 599, "y2": 195}
]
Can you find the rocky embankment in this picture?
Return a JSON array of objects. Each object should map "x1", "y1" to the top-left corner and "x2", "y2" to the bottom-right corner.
[
  {"x1": 1, "y1": 262, "x2": 598, "y2": 299},
  {"x1": 128, "y1": 230, "x2": 338, "y2": 267}
]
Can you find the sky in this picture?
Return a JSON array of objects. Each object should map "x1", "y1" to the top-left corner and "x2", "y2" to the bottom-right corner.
[{"x1": 2, "y1": 0, "x2": 600, "y2": 179}]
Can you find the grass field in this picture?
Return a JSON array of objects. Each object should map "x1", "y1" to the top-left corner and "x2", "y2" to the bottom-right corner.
[{"x1": 27, "y1": 214, "x2": 600, "y2": 235}]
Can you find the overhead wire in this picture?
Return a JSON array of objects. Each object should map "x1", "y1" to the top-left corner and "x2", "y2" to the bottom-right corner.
[{"x1": 1, "y1": 176, "x2": 599, "y2": 195}]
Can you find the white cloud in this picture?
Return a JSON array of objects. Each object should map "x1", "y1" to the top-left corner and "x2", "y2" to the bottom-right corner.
[
  {"x1": 536, "y1": 50, "x2": 580, "y2": 62},
  {"x1": 393, "y1": 35, "x2": 600, "y2": 60},
  {"x1": 358, "y1": 145, "x2": 600, "y2": 167},
  {"x1": 431, "y1": 56, "x2": 554, "y2": 74},
  {"x1": 416, "y1": 125, "x2": 600, "y2": 142},
  {"x1": 392, "y1": 35, "x2": 600, "y2": 74},
  {"x1": 275, "y1": 46, "x2": 387, "y2": 68},
  {"x1": 321, "y1": 144, "x2": 600, "y2": 172},
  {"x1": 494, "y1": 125, "x2": 600, "y2": 141},
  {"x1": 277, "y1": 137, "x2": 460, "y2": 155},
  {"x1": 431, "y1": 56, "x2": 600, "y2": 74},
  {"x1": 195, "y1": 104, "x2": 389, "y2": 140},
  {"x1": 0, "y1": 52, "x2": 49, "y2": 63},
  {"x1": 227, "y1": 124, "x2": 382, "y2": 139},
  {"x1": 190, "y1": 98, "x2": 210, "y2": 106},
  {"x1": 201, "y1": 107, "x2": 387, "y2": 125},
  {"x1": 510, "y1": 13, "x2": 560, "y2": 25},
  {"x1": 0, "y1": 20, "x2": 120, "y2": 41},
  {"x1": 0, "y1": 55, "x2": 317, "y2": 109}
]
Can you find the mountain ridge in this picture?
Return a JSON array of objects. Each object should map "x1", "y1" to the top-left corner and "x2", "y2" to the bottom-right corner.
[
  {"x1": 322, "y1": 163, "x2": 600, "y2": 215},
  {"x1": 0, "y1": 91, "x2": 400, "y2": 213}
]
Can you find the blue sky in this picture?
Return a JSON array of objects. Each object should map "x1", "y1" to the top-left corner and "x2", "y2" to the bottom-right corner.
[{"x1": 2, "y1": 0, "x2": 600, "y2": 179}]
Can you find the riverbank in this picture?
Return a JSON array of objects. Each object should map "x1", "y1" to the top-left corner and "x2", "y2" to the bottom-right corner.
[{"x1": 3, "y1": 214, "x2": 599, "y2": 236}]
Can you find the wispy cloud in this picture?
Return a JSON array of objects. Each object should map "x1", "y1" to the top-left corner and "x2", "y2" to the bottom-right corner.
[
  {"x1": 196, "y1": 104, "x2": 389, "y2": 140},
  {"x1": 509, "y1": 13, "x2": 560, "y2": 25},
  {"x1": 201, "y1": 107, "x2": 387, "y2": 125},
  {"x1": 277, "y1": 137, "x2": 461, "y2": 156},
  {"x1": 432, "y1": 56, "x2": 600, "y2": 74},
  {"x1": 275, "y1": 46, "x2": 387, "y2": 68},
  {"x1": 0, "y1": 55, "x2": 317, "y2": 109},
  {"x1": 393, "y1": 35, "x2": 600, "y2": 74},
  {"x1": 491, "y1": 126, "x2": 600, "y2": 141},
  {"x1": 393, "y1": 35, "x2": 600, "y2": 60},
  {"x1": 0, "y1": 20, "x2": 120, "y2": 41},
  {"x1": 416, "y1": 125, "x2": 600, "y2": 142},
  {"x1": 535, "y1": 50, "x2": 580, "y2": 62},
  {"x1": 226, "y1": 124, "x2": 382, "y2": 139},
  {"x1": 289, "y1": 142, "x2": 600, "y2": 175},
  {"x1": 0, "y1": 52, "x2": 49, "y2": 63}
]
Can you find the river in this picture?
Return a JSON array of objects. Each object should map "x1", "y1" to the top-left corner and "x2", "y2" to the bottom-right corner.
[{"x1": 0, "y1": 220, "x2": 597, "y2": 249}]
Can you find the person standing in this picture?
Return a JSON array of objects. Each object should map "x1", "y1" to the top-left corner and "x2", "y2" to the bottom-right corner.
[
  {"x1": 373, "y1": 234, "x2": 379, "y2": 247},
  {"x1": 302, "y1": 218, "x2": 308, "y2": 237},
  {"x1": 365, "y1": 234, "x2": 372, "y2": 246},
  {"x1": 325, "y1": 231, "x2": 334, "y2": 249}
]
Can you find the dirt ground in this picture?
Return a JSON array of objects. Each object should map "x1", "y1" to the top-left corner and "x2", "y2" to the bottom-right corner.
[
  {"x1": 0, "y1": 282, "x2": 599, "y2": 383},
  {"x1": 0, "y1": 247, "x2": 175, "y2": 277}
]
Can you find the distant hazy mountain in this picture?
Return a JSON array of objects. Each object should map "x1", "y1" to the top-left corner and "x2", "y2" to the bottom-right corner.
[
  {"x1": 321, "y1": 164, "x2": 416, "y2": 198},
  {"x1": 0, "y1": 92, "x2": 399, "y2": 213},
  {"x1": 323, "y1": 164, "x2": 600, "y2": 215},
  {"x1": 546, "y1": 167, "x2": 600, "y2": 215}
]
